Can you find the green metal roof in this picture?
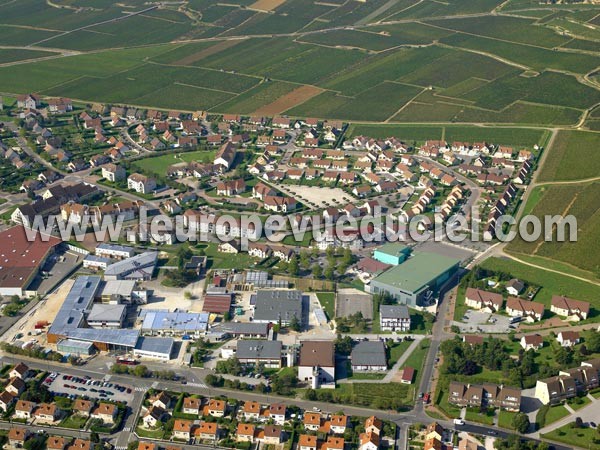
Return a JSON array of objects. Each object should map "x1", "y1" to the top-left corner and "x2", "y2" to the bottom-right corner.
[
  {"x1": 372, "y1": 251, "x2": 460, "y2": 293},
  {"x1": 375, "y1": 243, "x2": 410, "y2": 257}
]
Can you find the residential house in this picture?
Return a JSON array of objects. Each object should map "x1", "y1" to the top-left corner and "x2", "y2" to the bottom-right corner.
[
  {"x1": 242, "y1": 401, "x2": 262, "y2": 420},
  {"x1": 182, "y1": 397, "x2": 201, "y2": 416},
  {"x1": 90, "y1": 403, "x2": 117, "y2": 424},
  {"x1": 506, "y1": 279, "x2": 525, "y2": 296},
  {"x1": 46, "y1": 436, "x2": 68, "y2": 450},
  {"x1": 330, "y1": 415, "x2": 348, "y2": 434},
  {"x1": 268, "y1": 404, "x2": 286, "y2": 425},
  {"x1": 5, "y1": 377, "x2": 25, "y2": 396},
  {"x1": 557, "y1": 331, "x2": 580, "y2": 347},
  {"x1": 298, "y1": 341, "x2": 335, "y2": 388},
  {"x1": 9, "y1": 363, "x2": 29, "y2": 380},
  {"x1": 298, "y1": 435, "x2": 317, "y2": 450},
  {"x1": 520, "y1": 334, "x2": 544, "y2": 351},
  {"x1": 256, "y1": 425, "x2": 283, "y2": 445},
  {"x1": 143, "y1": 406, "x2": 167, "y2": 427},
  {"x1": 364, "y1": 416, "x2": 382, "y2": 435},
  {"x1": 173, "y1": 419, "x2": 193, "y2": 441},
  {"x1": 206, "y1": 399, "x2": 226, "y2": 417},
  {"x1": 464, "y1": 288, "x2": 503, "y2": 313},
  {"x1": 33, "y1": 403, "x2": 60, "y2": 423},
  {"x1": 505, "y1": 297, "x2": 544, "y2": 322},
  {"x1": 303, "y1": 412, "x2": 322, "y2": 431},
  {"x1": 358, "y1": 432, "x2": 379, "y2": 450},
  {"x1": 237, "y1": 423, "x2": 256, "y2": 443},
  {"x1": 214, "y1": 142, "x2": 237, "y2": 172},
  {"x1": 8, "y1": 427, "x2": 30, "y2": 448},
  {"x1": 194, "y1": 421, "x2": 218, "y2": 442},
  {"x1": 550, "y1": 296, "x2": 590, "y2": 321},
  {"x1": 324, "y1": 437, "x2": 344, "y2": 450},
  {"x1": 14, "y1": 400, "x2": 35, "y2": 420},
  {"x1": 73, "y1": 399, "x2": 93, "y2": 417},
  {"x1": 127, "y1": 173, "x2": 156, "y2": 194},
  {"x1": 0, "y1": 391, "x2": 15, "y2": 412}
]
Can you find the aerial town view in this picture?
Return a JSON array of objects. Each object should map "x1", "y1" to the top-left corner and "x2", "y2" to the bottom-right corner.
[{"x1": 0, "y1": 0, "x2": 600, "y2": 450}]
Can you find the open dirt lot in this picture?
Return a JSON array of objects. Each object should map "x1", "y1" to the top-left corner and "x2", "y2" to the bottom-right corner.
[
  {"x1": 174, "y1": 39, "x2": 245, "y2": 66},
  {"x1": 249, "y1": 0, "x2": 286, "y2": 12},
  {"x1": 5, "y1": 278, "x2": 75, "y2": 346},
  {"x1": 252, "y1": 85, "x2": 323, "y2": 116},
  {"x1": 335, "y1": 288, "x2": 373, "y2": 319},
  {"x1": 274, "y1": 183, "x2": 353, "y2": 209}
]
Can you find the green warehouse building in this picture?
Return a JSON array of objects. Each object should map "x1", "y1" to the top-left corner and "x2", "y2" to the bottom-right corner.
[{"x1": 369, "y1": 250, "x2": 460, "y2": 307}]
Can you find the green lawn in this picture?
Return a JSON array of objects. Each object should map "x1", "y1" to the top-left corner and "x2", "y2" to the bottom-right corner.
[
  {"x1": 135, "y1": 425, "x2": 167, "y2": 439},
  {"x1": 544, "y1": 405, "x2": 570, "y2": 426},
  {"x1": 402, "y1": 338, "x2": 430, "y2": 389},
  {"x1": 132, "y1": 150, "x2": 216, "y2": 177},
  {"x1": 202, "y1": 242, "x2": 258, "y2": 270},
  {"x1": 388, "y1": 340, "x2": 412, "y2": 366},
  {"x1": 59, "y1": 415, "x2": 88, "y2": 430},
  {"x1": 542, "y1": 423, "x2": 600, "y2": 448},
  {"x1": 316, "y1": 292, "x2": 335, "y2": 319},
  {"x1": 465, "y1": 407, "x2": 495, "y2": 425},
  {"x1": 497, "y1": 410, "x2": 517, "y2": 430},
  {"x1": 347, "y1": 372, "x2": 386, "y2": 380},
  {"x1": 567, "y1": 395, "x2": 592, "y2": 411}
]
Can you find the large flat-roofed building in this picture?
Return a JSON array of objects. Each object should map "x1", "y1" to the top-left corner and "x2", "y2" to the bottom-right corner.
[
  {"x1": 86, "y1": 304, "x2": 127, "y2": 329},
  {"x1": 104, "y1": 252, "x2": 157, "y2": 281},
  {"x1": 298, "y1": 341, "x2": 335, "y2": 388},
  {"x1": 134, "y1": 337, "x2": 174, "y2": 361},
  {"x1": 236, "y1": 340, "x2": 282, "y2": 368},
  {"x1": 253, "y1": 290, "x2": 304, "y2": 326},
  {"x1": 0, "y1": 226, "x2": 61, "y2": 296},
  {"x1": 47, "y1": 275, "x2": 140, "y2": 352},
  {"x1": 140, "y1": 310, "x2": 209, "y2": 336},
  {"x1": 369, "y1": 251, "x2": 460, "y2": 307}
]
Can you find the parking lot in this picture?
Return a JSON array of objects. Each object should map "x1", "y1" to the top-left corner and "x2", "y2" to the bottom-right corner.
[
  {"x1": 43, "y1": 372, "x2": 135, "y2": 403},
  {"x1": 453, "y1": 309, "x2": 512, "y2": 333},
  {"x1": 335, "y1": 288, "x2": 373, "y2": 319}
]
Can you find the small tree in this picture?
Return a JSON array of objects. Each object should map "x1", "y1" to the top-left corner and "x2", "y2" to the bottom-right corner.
[{"x1": 512, "y1": 412, "x2": 530, "y2": 434}]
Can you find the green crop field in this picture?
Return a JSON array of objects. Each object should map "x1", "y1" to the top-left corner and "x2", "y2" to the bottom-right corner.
[
  {"x1": 0, "y1": 0, "x2": 598, "y2": 125},
  {"x1": 507, "y1": 182, "x2": 600, "y2": 275},
  {"x1": 0, "y1": 48, "x2": 56, "y2": 64},
  {"x1": 537, "y1": 130, "x2": 600, "y2": 182}
]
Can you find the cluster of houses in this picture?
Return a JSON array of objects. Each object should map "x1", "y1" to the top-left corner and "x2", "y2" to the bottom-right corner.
[
  {"x1": 448, "y1": 381, "x2": 522, "y2": 412},
  {"x1": 141, "y1": 389, "x2": 390, "y2": 450},
  {"x1": 0, "y1": 363, "x2": 119, "y2": 429},
  {"x1": 7, "y1": 429, "x2": 94, "y2": 450},
  {"x1": 465, "y1": 287, "x2": 591, "y2": 324},
  {"x1": 535, "y1": 358, "x2": 600, "y2": 405}
]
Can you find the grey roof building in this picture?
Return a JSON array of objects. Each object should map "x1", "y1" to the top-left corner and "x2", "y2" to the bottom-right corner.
[
  {"x1": 134, "y1": 337, "x2": 174, "y2": 360},
  {"x1": 86, "y1": 304, "x2": 127, "y2": 328},
  {"x1": 47, "y1": 275, "x2": 140, "y2": 350},
  {"x1": 351, "y1": 341, "x2": 387, "y2": 371},
  {"x1": 104, "y1": 252, "x2": 157, "y2": 280},
  {"x1": 236, "y1": 339, "x2": 282, "y2": 368},
  {"x1": 253, "y1": 290, "x2": 303, "y2": 325},
  {"x1": 380, "y1": 304, "x2": 411, "y2": 332},
  {"x1": 213, "y1": 322, "x2": 270, "y2": 338}
]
